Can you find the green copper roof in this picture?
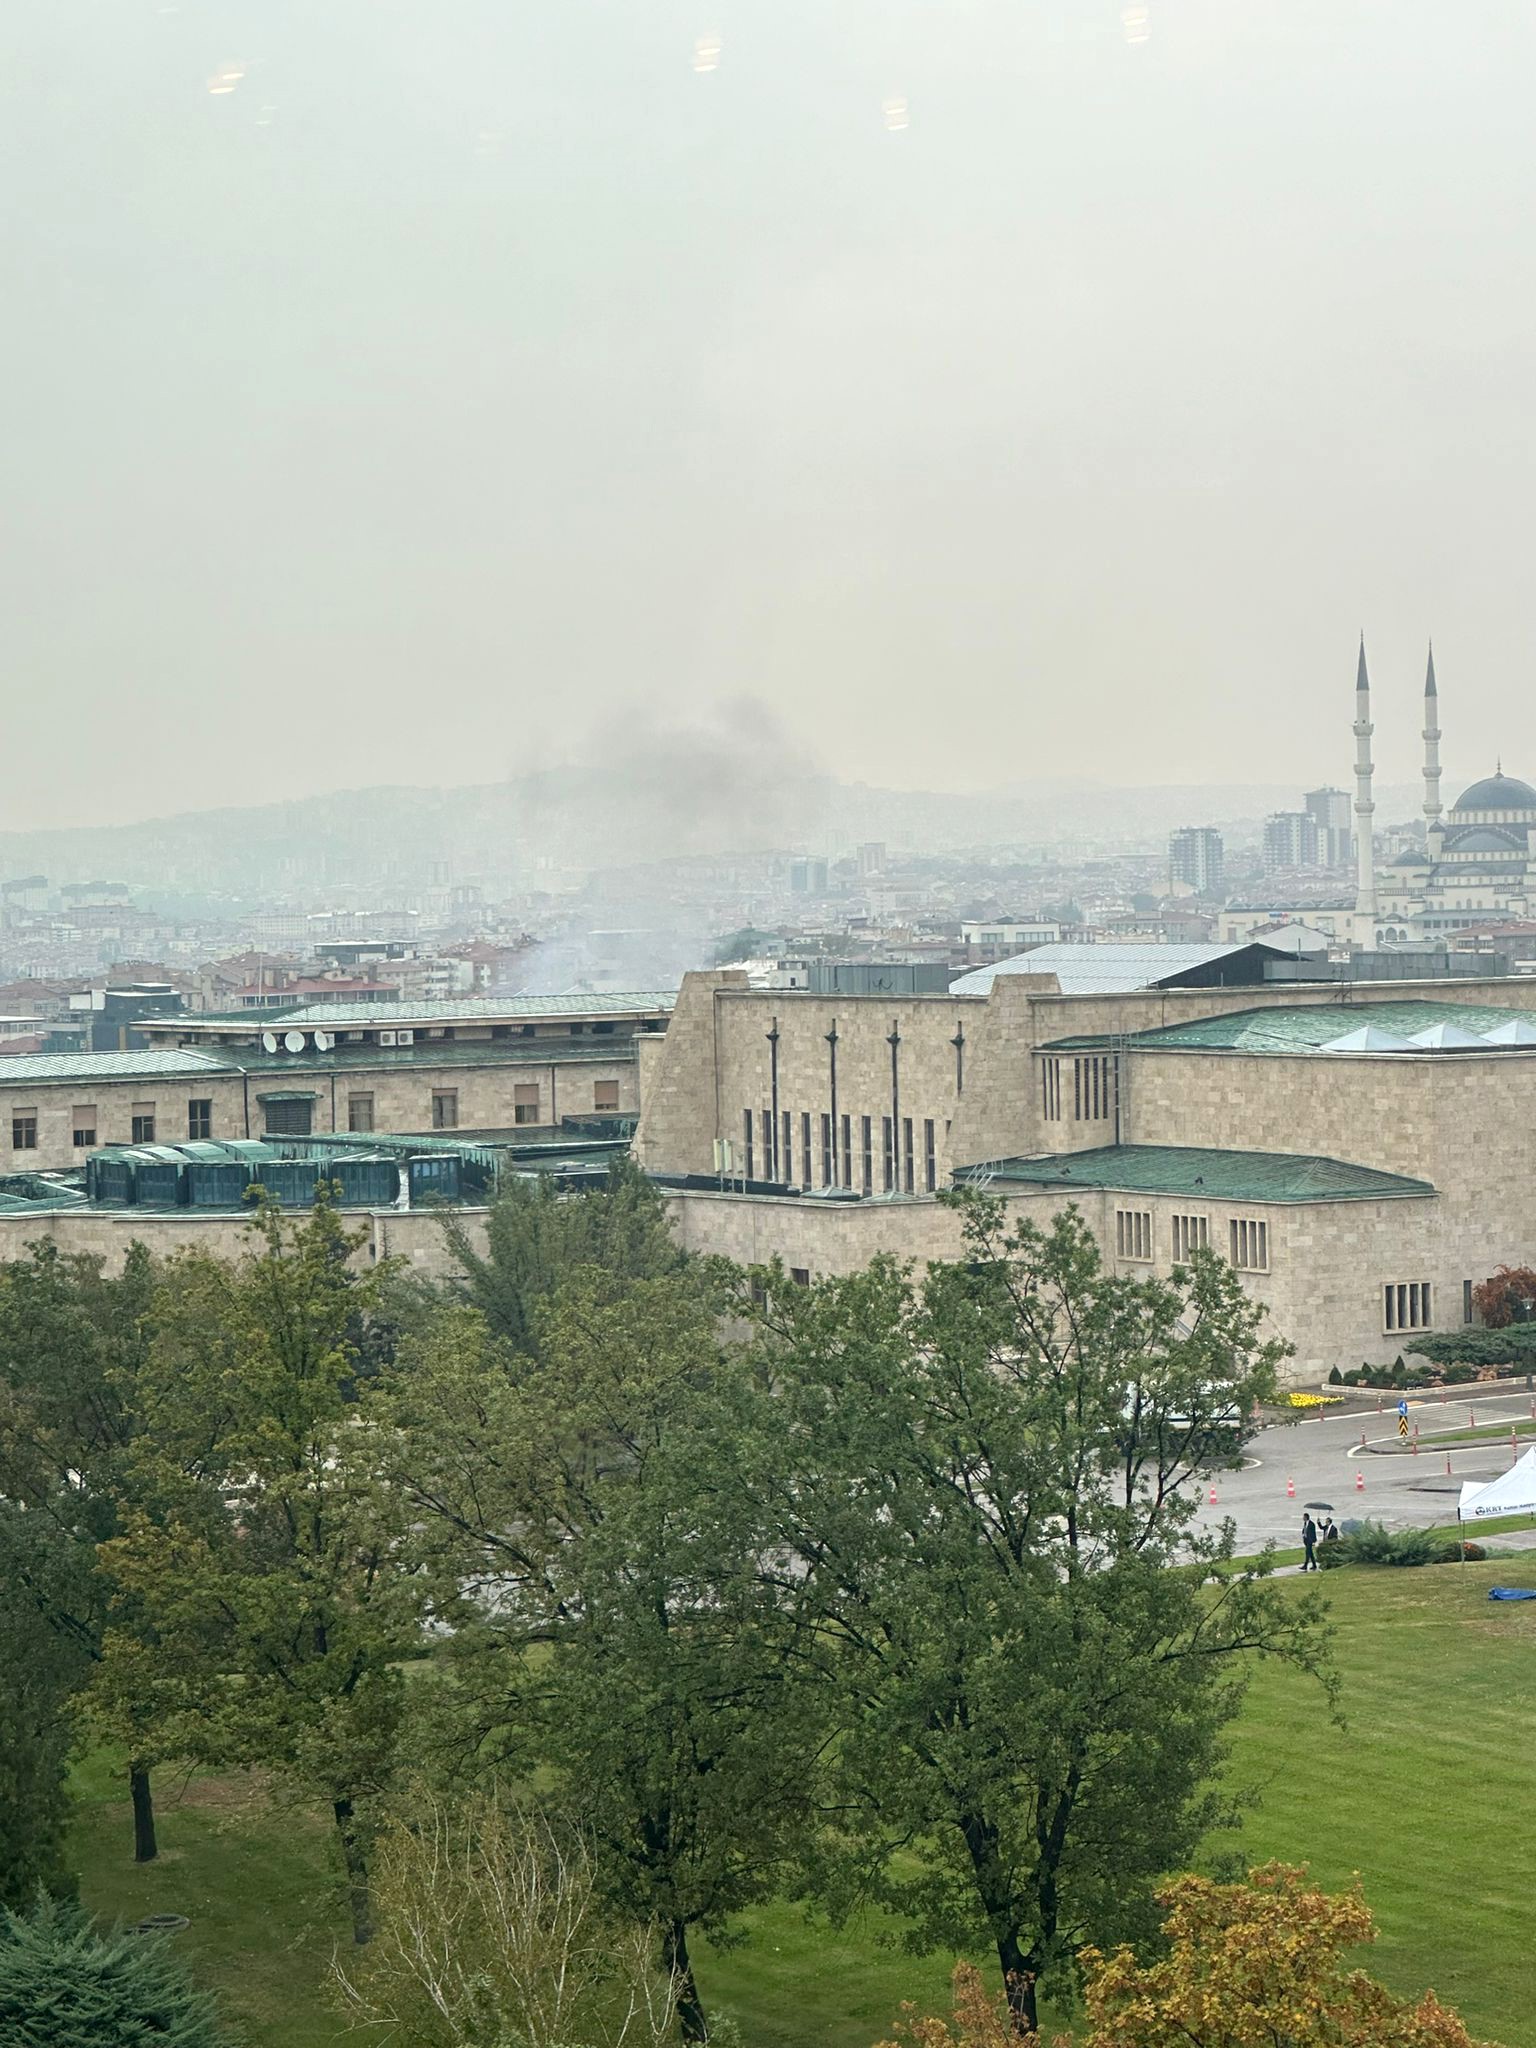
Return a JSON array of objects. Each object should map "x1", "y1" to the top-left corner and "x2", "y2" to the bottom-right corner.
[
  {"x1": 964, "y1": 1144, "x2": 1435, "y2": 1204},
  {"x1": 1047, "y1": 999, "x2": 1536, "y2": 1054}
]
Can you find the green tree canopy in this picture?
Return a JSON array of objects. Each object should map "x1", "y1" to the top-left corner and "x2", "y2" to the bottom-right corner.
[{"x1": 0, "y1": 1893, "x2": 230, "y2": 2048}]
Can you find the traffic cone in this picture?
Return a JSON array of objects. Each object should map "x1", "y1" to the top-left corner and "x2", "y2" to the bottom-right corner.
[
  {"x1": 1286, "y1": 1475, "x2": 1295, "y2": 1498},
  {"x1": 1355, "y1": 1465, "x2": 1364, "y2": 1492},
  {"x1": 1360, "y1": 1429, "x2": 1367, "y2": 1448},
  {"x1": 1208, "y1": 1485, "x2": 1218, "y2": 1506},
  {"x1": 1446, "y1": 1452, "x2": 1453, "y2": 1476},
  {"x1": 1469, "y1": 1407, "x2": 1477, "y2": 1428}
]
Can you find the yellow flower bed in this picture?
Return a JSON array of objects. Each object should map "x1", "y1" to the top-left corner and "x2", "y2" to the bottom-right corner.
[{"x1": 1286, "y1": 1391, "x2": 1343, "y2": 1408}]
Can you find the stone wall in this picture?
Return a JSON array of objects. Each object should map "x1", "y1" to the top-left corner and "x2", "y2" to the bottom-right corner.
[{"x1": 0, "y1": 1203, "x2": 491, "y2": 1276}]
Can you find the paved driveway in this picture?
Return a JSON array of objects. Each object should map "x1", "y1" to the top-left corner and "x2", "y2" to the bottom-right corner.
[{"x1": 1188, "y1": 1387, "x2": 1536, "y2": 1552}]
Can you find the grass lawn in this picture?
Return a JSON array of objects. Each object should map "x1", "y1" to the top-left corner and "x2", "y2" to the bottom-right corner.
[{"x1": 69, "y1": 1555, "x2": 1536, "y2": 2047}]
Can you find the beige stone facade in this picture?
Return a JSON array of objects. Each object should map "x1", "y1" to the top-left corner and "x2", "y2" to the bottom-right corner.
[{"x1": 635, "y1": 969, "x2": 1536, "y2": 1383}]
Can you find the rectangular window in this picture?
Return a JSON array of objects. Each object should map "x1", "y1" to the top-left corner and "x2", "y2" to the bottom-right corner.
[
  {"x1": 1115, "y1": 1209, "x2": 1153, "y2": 1261},
  {"x1": 263, "y1": 1098, "x2": 313, "y2": 1136},
  {"x1": 594, "y1": 1079, "x2": 620, "y2": 1113},
  {"x1": 1041, "y1": 1056, "x2": 1062, "y2": 1121},
  {"x1": 11, "y1": 1112, "x2": 37, "y2": 1151},
  {"x1": 902, "y1": 1116, "x2": 914, "y2": 1193},
  {"x1": 860, "y1": 1114, "x2": 873, "y2": 1194},
  {"x1": 131, "y1": 1104, "x2": 156, "y2": 1145},
  {"x1": 881, "y1": 1116, "x2": 894, "y2": 1192},
  {"x1": 789, "y1": 1267, "x2": 811, "y2": 1287},
  {"x1": 800, "y1": 1111, "x2": 812, "y2": 1189},
  {"x1": 187, "y1": 1098, "x2": 213, "y2": 1141},
  {"x1": 821, "y1": 1113, "x2": 834, "y2": 1187},
  {"x1": 513, "y1": 1084, "x2": 540, "y2": 1126},
  {"x1": 924, "y1": 1118, "x2": 937, "y2": 1193},
  {"x1": 1463, "y1": 1279, "x2": 1475, "y2": 1325},
  {"x1": 762, "y1": 1108, "x2": 774, "y2": 1179},
  {"x1": 1171, "y1": 1213, "x2": 1210, "y2": 1261},
  {"x1": 1384, "y1": 1281, "x2": 1433, "y2": 1333},
  {"x1": 1228, "y1": 1218, "x2": 1270, "y2": 1273},
  {"x1": 1072, "y1": 1055, "x2": 1114, "y2": 1122},
  {"x1": 743, "y1": 1109, "x2": 754, "y2": 1180},
  {"x1": 72, "y1": 1105, "x2": 97, "y2": 1149},
  {"x1": 348, "y1": 1093, "x2": 375, "y2": 1134},
  {"x1": 782, "y1": 1110, "x2": 794, "y2": 1187},
  {"x1": 432, "y1": 1089, "x2": 459, "y2": 1130},
  {"x1": 841, "y1": 1112, "x2": 853, "y2": 1189}
]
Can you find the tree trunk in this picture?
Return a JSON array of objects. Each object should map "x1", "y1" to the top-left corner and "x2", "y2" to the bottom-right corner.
[
  {"x1": 997, "y1": 1930, "x2": 1037, "y2": 2036},
  {"x1": 130, "y1": 1762, "x2": 157, "y2": 1863},
  {"x1": 332, "y1": 1797, "x2": 373, "y2": 1946},
  {"x1": 663, "y1": 1917, "x2": 708, "y2": 2042}
]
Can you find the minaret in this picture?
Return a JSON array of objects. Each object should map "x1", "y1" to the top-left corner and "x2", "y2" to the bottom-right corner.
[
  {"x1": 1353, "y1": 634, "x2": 1377, "y2": 928},
  {"x1": 1422, "y1": 641, "x2": 1444, "y2": 859}
]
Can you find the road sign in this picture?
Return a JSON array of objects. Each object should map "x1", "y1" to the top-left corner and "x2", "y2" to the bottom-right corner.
[
  {"x1": 1398, "y1": 1398, "x2": 1409, "y2": 1419},
  {"x1": 1398, "y1": 1415, "x2": 1409, "y2": 1439}
]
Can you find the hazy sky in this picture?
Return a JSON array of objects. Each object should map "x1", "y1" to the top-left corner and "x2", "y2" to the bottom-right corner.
[{"x1": 5, "y1": 1, "x2": 1536, "y2": 826}]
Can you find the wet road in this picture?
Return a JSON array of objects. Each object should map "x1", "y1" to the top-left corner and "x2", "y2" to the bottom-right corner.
[{"x1": 1188, "y1": 1387, "x2": 1536, "y2": 1552}]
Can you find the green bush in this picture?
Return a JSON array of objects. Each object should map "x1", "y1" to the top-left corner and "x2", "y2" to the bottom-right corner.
[
  {"x1": 0, "y1": 1893, "x2": 229, "y2": 2047},
  {"x1": 1442, "y1": 1361, "x2": 1477, "y2": 1384},
  {"x1": 1328, "y1": 1365, "x2": 1343, "y2": 1386},
  {"x1": 1327, "y1": 1520, "x2": 1445, "y2": 1569}
]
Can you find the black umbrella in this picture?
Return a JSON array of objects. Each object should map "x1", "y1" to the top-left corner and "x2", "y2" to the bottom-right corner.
[{"x1": 1302, "y1": 1500, "x2": 1334, "y2": 1511}]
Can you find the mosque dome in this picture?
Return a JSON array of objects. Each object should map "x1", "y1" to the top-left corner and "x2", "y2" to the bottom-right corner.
[
  {"x1": 1453, "y1": 772, "x2": 1536, "y2": 813},
  {"x1": 1444, "y1": 827, "x2": 1526, "y2": 854}
]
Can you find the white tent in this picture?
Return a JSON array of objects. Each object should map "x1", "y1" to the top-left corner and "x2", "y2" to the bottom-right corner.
[{"x1": 1458, "y1": 1446, "x2": 1536, "y2": 1521}]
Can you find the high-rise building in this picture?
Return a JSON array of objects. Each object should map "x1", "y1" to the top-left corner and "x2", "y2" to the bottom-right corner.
[
  {"x1": 1262, "y1": 811, "x2": 1321, "y2": 873},
  {"x1": 1168, "y1": 826, "x2": 1224, "y2": 895},
  {"x1": 1305, "y1": 786, "x2": 1353, "y2": 866},
  {"x1": 789, "y1": 856, "x2": 830, "y2": 895}
]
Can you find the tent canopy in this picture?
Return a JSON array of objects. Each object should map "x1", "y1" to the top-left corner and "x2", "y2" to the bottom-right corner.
[{"x1": 1458, "y1": 1446, "x2": 1536, "y2": 1521}]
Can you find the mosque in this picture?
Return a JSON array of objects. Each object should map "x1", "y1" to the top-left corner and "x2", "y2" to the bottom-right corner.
[{"x1": 1354, "y1": 639, "x2": 1536, "y2": 942}]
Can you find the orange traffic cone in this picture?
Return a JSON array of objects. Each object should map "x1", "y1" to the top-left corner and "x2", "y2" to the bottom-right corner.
[
  {"x1": 1286, "y1": 1475, "x2": 1295, "y2": 1498},
  {"x1": 1355, "y1": 1465, "x2": 1364, "y2": 1492}
]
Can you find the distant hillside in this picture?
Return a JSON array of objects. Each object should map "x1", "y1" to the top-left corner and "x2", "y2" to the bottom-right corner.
[{"x1": 0, "y1": 774, "x2": 1426, "y2": 898}]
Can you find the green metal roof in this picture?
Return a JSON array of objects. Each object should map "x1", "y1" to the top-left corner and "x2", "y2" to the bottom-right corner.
[
  {"x1": 183, "y1": 993, "x2": 676, "y2": 1029},
  {"x1": 1047, "y1": 999, "x2": 1536, "y2": 1054},
  {"x1": 964, "y1": 1144, "x2": 1435, "y2": 1204},
  {"x1": 0, "y1": 1049, "x2": 236, "y2": 1082}
]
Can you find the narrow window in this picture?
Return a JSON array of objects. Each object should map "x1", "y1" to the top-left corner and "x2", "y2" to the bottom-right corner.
[
  {"x1": 594, "y1": 1079, "x2": 620, "y2": 1113},
  {"x1": 1463, "y1": 1278, "x2": 1474, "y2": 1325},
  {"x1": 1229, "y1": 1218, "x2": 1270, "y2": 1272},
  {"x1": 72, "y1": 1105, "x2": 97, "y2": 1149},
  {"x1": 924, "y1": 1118, "x2": 937, "y2": 1193},
  {"x1": 821, "y1": 1113, "x2": 833, "y2": 1187},
  {"x1": 187, "y1": 1098, "x2": 213, "y2": 1141},
  {"x1": 513, "y1": 1084, "x2": 540, "y2": 1126},
  {"x1": 432, "y1": 1089, "x2": 459, "y2": 1130},
  {"x1": 860, "y1": 1115, "x2": 872, "y2": 1194},
  {"x1": 1041, "y1": 1057, "x2": 1062, "y2": 1121},
  {"x1": 130, "y1": 1103, "x2": 156, "y2": 1144},
  {"x1": 840, "y1": 1112, "x2": 852, "y2": 1188},
  {"x1": 782, "y1": 1110, "x2": 794, "y2": 1186},
  {"x1": 348, "y1": 1093, "x2": 375, "y2": 1134},
  {"x1": 882, "y1": 1116, "x2": 894, "y2": 1192},
  {"x1": 902, "y1": 1116, "x2": 914, "y2": 1193},
  {"x1": 761, "y1": 1109, "x2": 774, "y2": 1179},
  {"x1": 11, "y1": 1112, "x2": 37, "y2": 1151},
  {"x1": 800, "y1": 1110, "x2": 812, "y2": 1189}
]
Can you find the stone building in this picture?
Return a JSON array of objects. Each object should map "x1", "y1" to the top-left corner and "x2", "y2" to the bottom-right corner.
[
  {"x1": 0, "y1": 992, "x2": 670, "y2": 1171},
  {"x1": 635, "y1": 966, "x2": 1536, "y2": 1382}
]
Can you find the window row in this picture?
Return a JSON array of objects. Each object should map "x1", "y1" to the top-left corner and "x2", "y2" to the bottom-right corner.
[
  {"x1": 1040, "y1": 1055, "x2": 1116, "y2": 1124},
  {"x1": 8, "y1": 1099, "x2": 217, "y2": 1151},
  {"x1": 741, "y1": 1109, "x2": 943, "y2": 1194},
  {"x1": 1112, "y1": 1209, "x2": 1270, "y2": 1273}
]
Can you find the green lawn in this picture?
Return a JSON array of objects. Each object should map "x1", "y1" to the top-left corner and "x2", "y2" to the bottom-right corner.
[{"x1": 68, "y1": 1555, "x2": 1536, "y2": 2047}]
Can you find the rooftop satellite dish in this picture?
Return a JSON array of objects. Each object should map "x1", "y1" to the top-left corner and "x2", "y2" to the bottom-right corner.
[
  {"x1": 283, "y1": 1030, "x2": 306, "y2": 1053},
  {"x1": 312, "y1": 1028, "x2": 332, "y2": 1052},
  {"x1": 261, "y1": 1031, "x2": 279, "y2": 1053}
]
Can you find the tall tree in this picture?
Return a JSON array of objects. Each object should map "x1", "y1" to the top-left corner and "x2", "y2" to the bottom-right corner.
[
  {"x1": 441, "y1": 1157, "x2": 684, "y2": 1354},
  {"x1": 0, "y1": 1504, "x2": 95, "y2": 1909},
  {"x1": 737, "y1": 1193, "x2": 1332, "y2": 2034},
  {"x1": 102, "y1": 1196, "x2": 426, "y2": 1944},
  {"x1": 390, "y1": 1261, "x2": 823, "y2": 2039},
  {"x1": 0, "y1": 1240, "x2": 163, "y2": 1861}
]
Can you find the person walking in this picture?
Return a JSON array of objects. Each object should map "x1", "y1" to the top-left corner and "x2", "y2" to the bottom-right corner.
[
  {"x1": 1323, "y1": 1518, "x2": 1341, "y2": 1547},
  {"x1": 1301, "y1": 1513, "x2": 1318, "y2": 1571}
]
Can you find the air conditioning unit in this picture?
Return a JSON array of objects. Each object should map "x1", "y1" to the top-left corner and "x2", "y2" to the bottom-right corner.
[
  {"x1": 396, "y1": 1028, "x2": 414, "y2": 1045},
  {"x1": 379, "y1": 1030, "x2": 397, "y2": 1046}
]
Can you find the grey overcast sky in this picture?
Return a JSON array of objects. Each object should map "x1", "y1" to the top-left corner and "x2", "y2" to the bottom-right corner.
[{"x1": 3, "y1": 2, "x2": 1535, "y2": 826}]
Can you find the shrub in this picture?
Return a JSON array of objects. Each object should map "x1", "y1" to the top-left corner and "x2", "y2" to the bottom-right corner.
[
  {"x1": 1327, "y1": 1521, "x2": 1445, "y2": 1570},
  {"x1": 0, "y1": 1893, "x2": 229, "y2": 2047},
  {"x1": 1327, "y1": 1365, "x2": 1342, "y2": 1386}
]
